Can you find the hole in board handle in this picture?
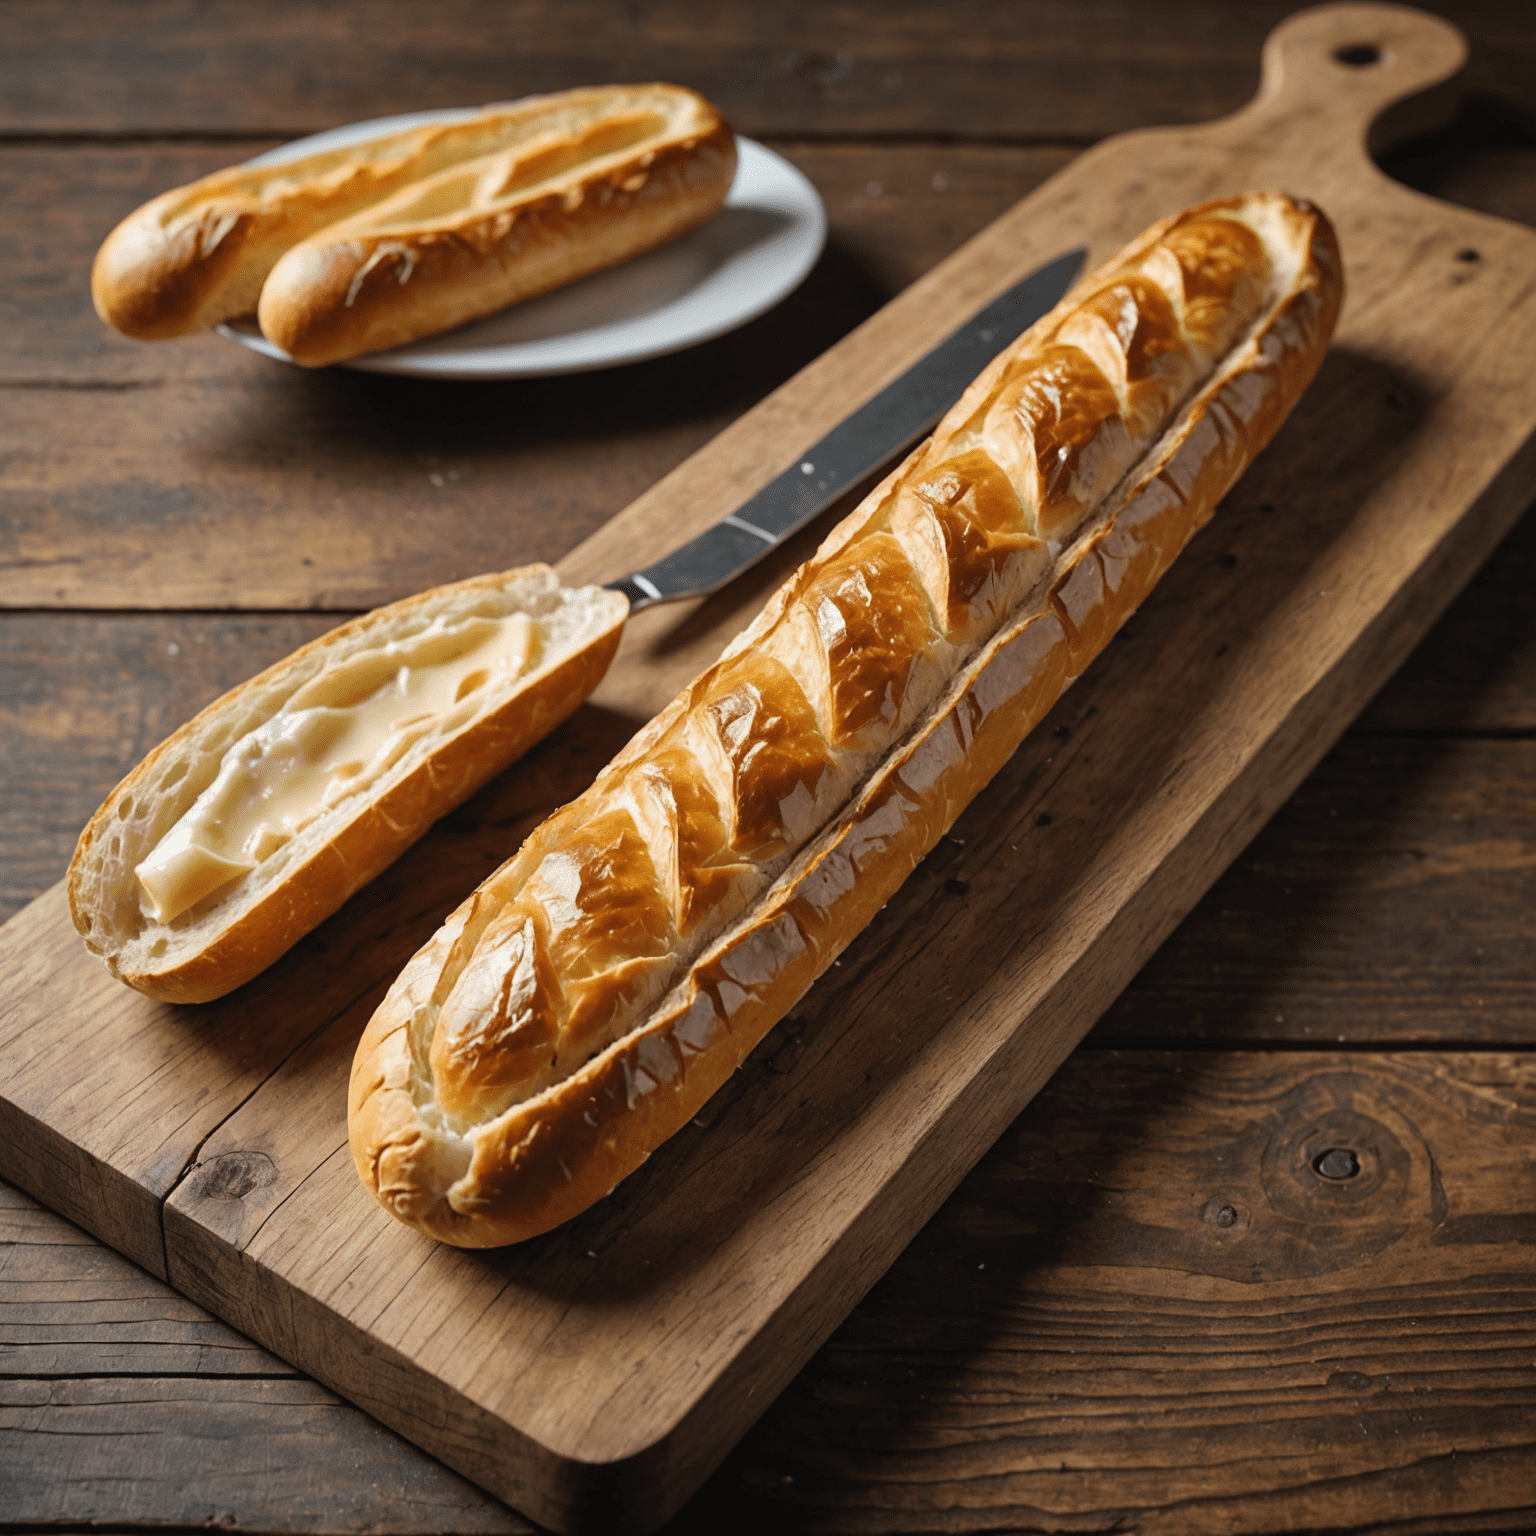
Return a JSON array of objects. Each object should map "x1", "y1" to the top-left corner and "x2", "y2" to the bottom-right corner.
[{"x1": 1333, "y1": 43, "x2": 1383, "y2": 68}]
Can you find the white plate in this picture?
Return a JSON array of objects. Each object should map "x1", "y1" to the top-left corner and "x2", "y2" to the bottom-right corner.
[{"x1": 215, "y1": 110, "x2": 826, "y2": 379}]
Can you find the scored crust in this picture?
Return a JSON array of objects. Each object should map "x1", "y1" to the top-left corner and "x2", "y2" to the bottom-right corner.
[
  {"x1": 349, "y1": 192, "x2": 1345, "y2": 1246},
  {"x1": 256, "y1": 84, "x2": 736, "y2": 366},
  {"x1": 91, "y1": 84, "x2": 733, "y2": 346},
  {"x1": 68, "y1": 567, "x2": 627, "y2": 1004}
]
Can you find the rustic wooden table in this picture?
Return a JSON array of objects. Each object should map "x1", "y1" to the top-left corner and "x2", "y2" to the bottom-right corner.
[{"x1": 3, "y1": 3, "x2": 1534, "y2": 1532}]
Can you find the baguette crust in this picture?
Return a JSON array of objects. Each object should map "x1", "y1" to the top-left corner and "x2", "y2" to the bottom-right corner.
[
  {"x1": 69, "y1": 568, "x2": 627, "y2": 1003},
  {"x1": 93, "y1": 108, "x2": 534, "y2": 339},
  {"x1": 91, "y1": 84, "x2": 734, "y2": 350},
  {"x1": 257, "y1": 85, "x2": 736, "y2": 366},
  {"x1": 350, "y1": 193, "x2": 1344, "y2": 1246}
]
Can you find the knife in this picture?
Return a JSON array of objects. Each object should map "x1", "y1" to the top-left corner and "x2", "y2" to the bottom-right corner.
[{"x1": 605, "y1": 246, "x2": 1086, "y2": 614}]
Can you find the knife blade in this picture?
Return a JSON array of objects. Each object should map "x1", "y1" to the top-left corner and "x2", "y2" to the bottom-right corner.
[{"x1": 606, "y1": 246, "x2": 1086, "y2": 614}]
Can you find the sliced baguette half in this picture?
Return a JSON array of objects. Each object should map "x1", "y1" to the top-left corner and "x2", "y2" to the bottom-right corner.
[{"x1": 69, "y1": 567, "x2": 627, "y2": 1004}]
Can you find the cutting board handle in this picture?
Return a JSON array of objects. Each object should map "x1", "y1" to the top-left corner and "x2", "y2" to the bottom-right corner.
[{"x1": 1231, "y1": 3, "x2": 1467, "y2": 168}]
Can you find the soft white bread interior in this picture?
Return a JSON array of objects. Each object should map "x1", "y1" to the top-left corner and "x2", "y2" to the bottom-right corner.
[
  {"x1": 90, "y1": 84, "x2": 733, "y2": 348},
  {"x1": 349, "y1": 192, "x2": 1344, "y2": 1247},
  {"x1": 69, "y1": 568, "x2": 628, "y2": 1004},
  {"x1": 256, "y1": 84, "x2": 735, "y2": 366}
]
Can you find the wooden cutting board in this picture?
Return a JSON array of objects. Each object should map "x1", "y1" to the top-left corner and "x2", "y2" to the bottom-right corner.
[{"x1": 4, "y1": 6, "x2": 1535, "y2": 1530}]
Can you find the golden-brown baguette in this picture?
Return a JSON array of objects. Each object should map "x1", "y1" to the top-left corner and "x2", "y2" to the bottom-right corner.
[
  {"x1": 90, "y1": 84, "x2": 734, "y2": 348},
  {"x1": 349, "y1": 192, "x2": 1344, "y2": 1247},
  {"x1": 69, "y1": 568, "x2": 627, "y2": 1004},
  {"x1": 93, "y1": 107, "x2": 540, "y2": 339},
  {"x1": 257, "y1": 84, "x2": 736, "y2": 366}
]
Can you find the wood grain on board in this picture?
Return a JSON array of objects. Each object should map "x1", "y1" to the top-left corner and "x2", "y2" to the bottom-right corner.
[
  {"x1": 561, "y1": 6, "x2": 1536, "y2": 724},
  {"x1": 4, "y1": 5, "x2": 1536, "y2": 1530}
]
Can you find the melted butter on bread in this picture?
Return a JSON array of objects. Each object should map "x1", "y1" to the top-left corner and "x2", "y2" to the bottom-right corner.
[
  {"x1": 70, "y1": 566, "x2": 629, "y2": 1004},
  {"x1": 135, "y1": 612, "x2": 538, "y2": 923}
]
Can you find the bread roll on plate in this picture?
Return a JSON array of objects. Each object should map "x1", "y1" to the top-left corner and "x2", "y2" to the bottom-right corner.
[
  {"x1": 258, "y1": 84, "x2": 737, "y2": 366},
  {"x1": 91, "y1": 84, "x2": 735, "y2": 358},
  {"x1": 69, "y1": 569, "x2": 627, "y2": 1004},
  {"x1": 349, "y1": 190, "x2": 1344, "y2": 1248}
]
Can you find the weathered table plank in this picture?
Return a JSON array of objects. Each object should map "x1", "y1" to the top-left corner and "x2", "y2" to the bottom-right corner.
[
  {"x1": 680, "y1": 1051, "x2": 1536, "y2": 1535},
  {"x1": 6, "y1": 1, "x2": 1534, "y2": 142},
  {"x1": 0, "y1": 1377, "x2": 528, "y2": 1533},
  {"x1": 4, "y1": 117, "x2": 1529, "y2": 614},
  {"x1": 5, "y1": 581, "x2": 1533, "y2": 1038},
  {"x1": 1353, "y1": 491, "x2": 1536, "y2": 733},
  {"x1": 8, "y1": 1046, "x2": 1536, "y2": 1532},
  {"x1": 0, "y1": 613, "x2": 337, "y2": 919},
  {"x1": 1, "y1": 367, "x2": 732, "y2": 608},
  {"x1": 3, "y1": 60, "x2": 1531, "y2": 618},
  {"x1": 0, "y1": 1184, "x2": 530, "y2": 1531},
  {"x1": 0, "y1": 1182, "x2": 286, "y2": 1378},
  {"x1": 4, "y1": 499, "x2": 1531, "y2": 925}
]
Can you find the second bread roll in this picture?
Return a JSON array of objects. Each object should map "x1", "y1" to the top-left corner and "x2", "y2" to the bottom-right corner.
[{"x1": 257, "y1": 84, "x2": 736, "y2": 366}]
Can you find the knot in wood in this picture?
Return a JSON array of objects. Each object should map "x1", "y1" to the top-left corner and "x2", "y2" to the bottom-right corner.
[
  {"x1": 1328, "y1": 1368, "x2": 1375, "y2": 1392},
  {"x1": 1313, "y1": 1146, "x2": 1361, "y2": 1180},
  {"x1": 1252, "y1": 1074, "x2": 1425, "y2": 1278},
  {"x1": 192, "y1": 1149, "x2": 276, "y2": 1203},
  {"x1": 1200, "y1": 1196, "x2": 1249, "y2": 1234}
]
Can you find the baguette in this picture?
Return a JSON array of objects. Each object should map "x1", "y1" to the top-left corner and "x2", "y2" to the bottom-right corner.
[
  {"x1": 258, "y1": 84, "x2": 736, "y2": 366},
  {"x1": 91, "y1": 84, "x2": 735, "y2": 353},
  {"x1": 349, "y1": 192, "x2": 1344, "y2": 1247},
  {"x1": 69, "y1": 569, "x2": 627, "y2": 1004}
]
